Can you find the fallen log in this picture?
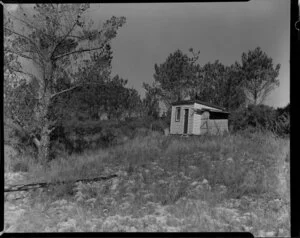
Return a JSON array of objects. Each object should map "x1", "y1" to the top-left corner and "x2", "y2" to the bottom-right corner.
[{"x1": 4, "y1": 174, "x2": 118, "y2": 193}]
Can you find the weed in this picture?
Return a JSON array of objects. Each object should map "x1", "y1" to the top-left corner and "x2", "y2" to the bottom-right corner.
[{"x1": 5, "y1": 131, "x2": 290, "y2": 234}]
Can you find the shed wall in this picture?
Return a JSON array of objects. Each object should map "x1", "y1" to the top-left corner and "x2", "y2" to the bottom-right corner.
[
  {"x1": 202, "y1": 119, "x2": 229, "y2": 135},
  {"x1": 170, "y1": 102, "x2": 228, "y2": 135},
  {"x1": 192, "y1": 112, "x2": 202, "y2": 135},
  {"x1": 193, "y1": 103, "x2": 223, "y2": 135},
  {"x1": 170, "y1": 105, "x2": 194, "y2": 134}
]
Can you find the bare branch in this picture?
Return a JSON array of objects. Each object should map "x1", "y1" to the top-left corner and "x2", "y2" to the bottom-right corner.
[
  {"x1": 7, "y1": 11, "x2": 54, "y2": 40},
  {"x1": 50, "y1": 81, "x2": 107, "y2": 99},
  {"x1": 6, "y1": 67, "x2": 35, "y2": 78},
  {"x1": 5, "y1": 49, "x2": 34, "y2": 61},
  {"x1": 53, "y1": 42, "x2": 107, "y2": 61},
  {"x1": 68, "y1": 34, "x2": 85, "y2": 39},
  {"x1": 50, "y1": 85, "x2": 80, "y2": 99},
  {"x1": 4, "y1": 27, "x2": 43, "y2": 60},
  {"x1": 5, "y1": 52, "x2": 44, "y2": 73},
  {"x1": 7, "y1": 11, "x2": 37, "y2": 29},
  {"x1": 47, "y1": 127, "x2": 56, "y2": 134},
  {"x1": 5, "y1": 113, "x2": 29, "y2": 134},
  {"x1": 32, "y1": 137, "x2": 41, "y2": 147},
  {"x1": 50, "y1": 20, "x2": 78, "y2": 60},
  {"x1": 5, "y1": 67, "x2": 45, "y2": 100}
]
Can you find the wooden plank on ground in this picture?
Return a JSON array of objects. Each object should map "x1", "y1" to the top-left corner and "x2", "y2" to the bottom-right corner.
[{"x1": 4, "y1": 174, "x2": 118, "y2": 193}]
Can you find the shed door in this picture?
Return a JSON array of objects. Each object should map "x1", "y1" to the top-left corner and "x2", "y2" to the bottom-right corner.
[{"x1": 183, "y1": 109, "x2": 189, "y2": 134}]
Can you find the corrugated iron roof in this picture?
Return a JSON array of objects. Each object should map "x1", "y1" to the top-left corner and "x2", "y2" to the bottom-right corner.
[
  {"x1": 193, "y1": 108, "x2": 230, "y2": 114},
  {"x1": 171, "y1": 99, "x2": 229, "y2": 113}
]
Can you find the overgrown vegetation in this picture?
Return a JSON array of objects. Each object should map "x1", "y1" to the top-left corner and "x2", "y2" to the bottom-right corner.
[
  {"x1": 229, "y1": 103, "x2": 290, "y2": 137},
  {"x1": 5, "y1": 131, "x2": 290, "y2": 235},
  {"x1": 4, "y1": 3, "x2": 289, "y2": 235}
]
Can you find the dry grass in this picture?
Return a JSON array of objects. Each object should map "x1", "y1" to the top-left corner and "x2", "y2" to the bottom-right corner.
[{"x1": 5, "y1": 131, "x2": 290, "y2": 236}]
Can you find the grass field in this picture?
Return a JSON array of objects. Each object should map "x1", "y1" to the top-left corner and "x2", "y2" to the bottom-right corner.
[{"x1": 4, "y1": 131, "x2": 290, "y2": 236}]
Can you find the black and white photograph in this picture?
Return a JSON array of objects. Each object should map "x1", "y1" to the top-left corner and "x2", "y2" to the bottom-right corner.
[{"x1": 4, "y1": 1, "x2": 290, "y2": 236}]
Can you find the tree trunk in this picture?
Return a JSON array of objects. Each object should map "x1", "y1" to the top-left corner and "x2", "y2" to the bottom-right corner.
[
  {"x1": 254, "y1": 90, "x2": 257, "y2": 105},
  {"x1": 37, "y1": 86, "x2": 52, "y2": 162},
  {"x1": 38, "y1": 121, "x2": 51, "y2": 162},
  {"x1": 36, "y1": 61, "x2": 53, "y2": 162}
]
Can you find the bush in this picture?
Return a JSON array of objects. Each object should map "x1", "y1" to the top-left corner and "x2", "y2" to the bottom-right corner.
[
  {"x1": 50, "y1": 117, "x2": 159, "y2": 157},
  {"x1": 124, "y1": 116, "x2": 152, "y2": 130},
  {"x1": 12, "y1": 160, "x2": 29, "y2": 172},
  {"x1": 4, "y1": 145, "x2": 37, "y2": 173},
  {"x1": 229, "y1": 104, "x2": 289, "y2": 137},
  {"x1": 160, "y1": 109, "x2": 171, "y2": 127},
  {"x1": 274, "y1": 104, "x2": 290, "y2": 137},
  {"x1": 50, "y1": 120, "x2": 121, "y2": 155},
  {"x1": 4, "y1": 123, "x2": 38, "y2": 159},
  {"x1": 101, "y1": 127, "x2": 119, "y2": 147},
  {"x1": 151, "y1": 120, "x2": 168, "y2": 134}
]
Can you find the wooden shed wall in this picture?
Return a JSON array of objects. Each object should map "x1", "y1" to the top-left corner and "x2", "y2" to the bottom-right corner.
[
  {"x1": 170, "y1": 105, "x2": 194, "y2": 134},
  {"x1": 170, "y1": 102, "x2": 228, "y2": 135},
  {"x1": 193, "y1": 103, "x2": 224, "y2": 135},
  {"x1": 192, "y1": 112, "x2": 202, "y2": 135},
  {"x1": 201, "y1": 119, "x2": 229, "y2": 135}
]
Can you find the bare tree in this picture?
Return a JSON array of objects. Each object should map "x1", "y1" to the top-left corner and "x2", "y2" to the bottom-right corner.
[{"x1": 4, "y1": 4, "x2": 126, "y2": 161}]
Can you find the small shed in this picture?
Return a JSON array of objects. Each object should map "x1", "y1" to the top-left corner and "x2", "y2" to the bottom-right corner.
[{"x1": 170, "y1": 100, "x2": 230, "y2": 135}]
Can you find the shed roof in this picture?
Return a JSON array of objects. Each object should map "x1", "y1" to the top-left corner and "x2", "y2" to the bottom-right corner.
[
  {"x1": 171, "y1": 99, "x2": 228, "y2": 112},
  {"x1": 193, "y1": 108, "x2": 230, "y2": 115}
]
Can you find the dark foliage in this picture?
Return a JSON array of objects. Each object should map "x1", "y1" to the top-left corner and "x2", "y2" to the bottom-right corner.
[
  {"x1": 274, "y1": 103, "x2": 290, "y2": 136},
  {"x1": 48, "y1": 115, "x2": 169, "y2": 158},
  {"x1": 229, "y1": 104, "x2": 290, "y2": 137}
]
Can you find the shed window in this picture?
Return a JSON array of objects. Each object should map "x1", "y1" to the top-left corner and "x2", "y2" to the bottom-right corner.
[
  {"x1": 175, "y1": 107, "x2": 181, "y2": 121},
  {"x1": 209, "y1": 111, "x2": 229, "y2": 120}
]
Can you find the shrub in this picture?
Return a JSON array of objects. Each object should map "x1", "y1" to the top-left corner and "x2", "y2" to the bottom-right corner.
[
  {"x1": 100, "y1": 127, "x2": 119, "y2": 147},
  {"x1": 151, "y1": 120, "x2": 168, "y2": 134},
  {"x1": 160, "y1": 109, "x2": 171, "y2": 127},
  {"x1": 7, "y1": 152, "x2": 37, "y2": 173},
  {"x1": 4, "y1": 123, "x2": 38, "y2": 159},
  {"x1": 50, "y1": 120, "x2": 121, "y2": 155},
  {"x1": 48, "y1": 115, "x2": 173, "y2": 158},
  {"x1": 274, "y1": 104, "x2": 290, "y2": 137},
  {"x1": 11, "y1": 160, "x2": 29, "y2": 172},
  {"x1": 51, "y1": 182, "x2": 75, "y2": 198},
  {"x1": 229, "y1": 104, "x2": 289, "y2": 137}
]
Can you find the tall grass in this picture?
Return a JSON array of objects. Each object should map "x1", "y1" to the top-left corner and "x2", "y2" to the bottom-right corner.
[
  {"x1": 5, "y1": 130, "x2": 290, "y2": 234},
  {"x1": 7, "y1": 130, "x2": 289, "y2": 201}
]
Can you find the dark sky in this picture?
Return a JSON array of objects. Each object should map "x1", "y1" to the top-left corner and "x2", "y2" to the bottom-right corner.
[
  {"x1": 7, "y1": 1, "x2": 290, "y2": 108},
  {"x1": 93, "y1": 1, "x2": 290, "y2": 108}
]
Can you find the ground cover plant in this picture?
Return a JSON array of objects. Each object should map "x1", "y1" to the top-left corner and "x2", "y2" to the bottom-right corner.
[{"x1": 4, "y1": 130, "x2": 290, "y2": 236}]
